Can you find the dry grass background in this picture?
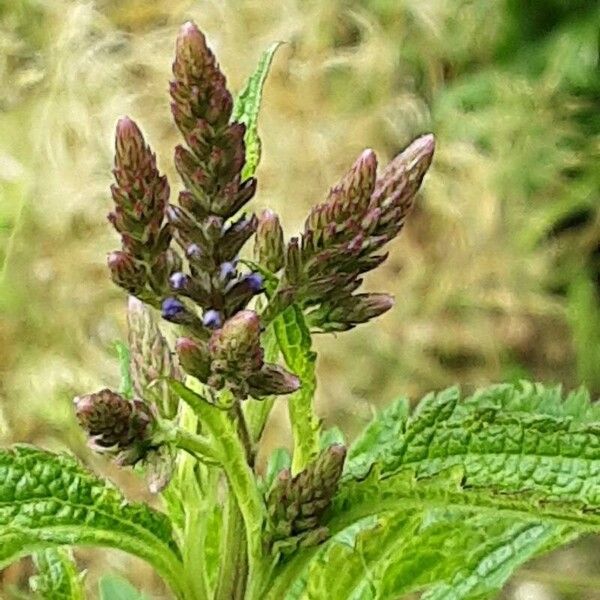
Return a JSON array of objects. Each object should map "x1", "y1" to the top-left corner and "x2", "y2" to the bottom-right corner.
[{"x1": 0, "y1": 0, "x2": 599, "y2": 597}]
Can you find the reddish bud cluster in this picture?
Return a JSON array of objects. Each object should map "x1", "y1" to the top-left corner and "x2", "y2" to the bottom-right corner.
[
  {"x1": 107, "y1": 117, "x2": 180, "y2": 305},
  {"x1": 176, "y1": 310, "x2": 300, "y2": 400},
  {"x1": 265, "y1": 135, "x2": 435, "y2": 331},
  {"x1": 266, "y1": 444, "x2": 347, "y2": 549},
  {"x1": 74, "y1": 389, "x2": 156, "y2": 466}
]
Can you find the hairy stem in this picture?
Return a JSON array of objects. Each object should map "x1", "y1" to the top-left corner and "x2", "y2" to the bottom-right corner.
[
  {"x1": 171, "y1": 428, "x2": 220, "y2": 465},
  {"x1": 171, "y1": 379, "x2": 267, "y2": 596},
  {"x1": 215, "y1": 489, "x2": 247, "y2": 600}
]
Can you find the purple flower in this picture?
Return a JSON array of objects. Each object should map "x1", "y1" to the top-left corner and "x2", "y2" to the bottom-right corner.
[
  {"x1": 170, "y1": 272, "x2": 189, "y2": 291},
  {"x1": 246, "y1": 273, "x2": 264, "y2": 293},
  {"x1": 203, "y1": 309, "x2": 222, "y2": 329},
  {"x1": 162, "y1": 297, "x2": 186, "y2": 320},
  {"x1": 186, "y1": 243, "x2": 202, "y2": 259},
  {"x1": 219, "y1": 262, "x2": 236, "y2": 281}
]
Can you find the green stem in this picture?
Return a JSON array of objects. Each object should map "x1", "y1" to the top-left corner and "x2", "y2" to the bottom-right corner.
[
  {"x1": 171, "y1": 428, "x2": 220, "y2": 465},
  {"x1": 233, "y1": 401, "x2": 255, "y2": 465},
  {"x1": 215, "y1": 489, "x2": 247, "y2": 600},
  {"x1": 171, "y1": 380, "x2": 267, "y2": 597},
  {"x1": 273, "y1": 306, "x2": 320, "y2": 474}
]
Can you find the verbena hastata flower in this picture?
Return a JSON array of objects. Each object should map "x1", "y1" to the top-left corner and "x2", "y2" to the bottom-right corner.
[
  {"x1": 108, "y1": 117, "x2": 180, "y2": 307},
  {"x1": 264, "y1": 135, "x2": 435, "y2": 331},
  {"x1": 265, "y1": 444, "x2": 347, "y2": 551},
  {"x1": 77, "y1": 20, "x2": 434, "y2": 474},
  {"x1": 165, "y1": 22, "x2": 260, "y2": 327},
  {"x1": 4, "y1": 19, "x2": 594, "y2": 600},
  {"x1": 73, "y1": 389, "x2": 156, "y2": 466}
]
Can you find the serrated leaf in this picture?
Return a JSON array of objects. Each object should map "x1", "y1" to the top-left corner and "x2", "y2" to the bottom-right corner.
[
  {"x1": 0, "y1": 446, "x2": 186, "y2": 599},
  {"x1": 345, "y1": 396, "x2": 409, "y2": 478},
  {"x1": 99, "y1": 575, "x2": 148, "y2": 600},
  {"x1": 292, "y1": 512, "x2": 573, "y2": 600},
  {"x1": 267, "y1": 382, "x2": 600, "y2": 600},
  {"x1": 320, "y1": 427, "x2": 345, "y2": 450},
  {"x1": 232, "y1": 42, "x2": 281, "y2": 179},
  {"x1": 273, "y1": 306, "x2": 320, "y2": 474},
  {"x1": 30, "y1": 548, "x2": 85, "y2": 600}
]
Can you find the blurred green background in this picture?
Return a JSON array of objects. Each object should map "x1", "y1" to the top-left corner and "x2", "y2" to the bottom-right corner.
[{"x1": 0, "y1": 0, "x2": 599, "y2": 597}]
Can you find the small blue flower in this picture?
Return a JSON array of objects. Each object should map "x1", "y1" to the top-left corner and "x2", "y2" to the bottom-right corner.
[
  {"x1": 245, "y1": 273, "x2": 264, "y2": 293},
  {"x1": 170, "y1": 272, "x2": 189, "y2": 290},
  {"x1": 162, "y1": 297, "x2": 185, "y2": 320},
  {"x1": 203, "y1": 309, "x2": 222, "y2": 329},
  {"x1": 219, "y1": 262, "x2": 236, "y2": 281},
  {"x1": 186, "y1": 244, "x2": 202, "y2": 259}
]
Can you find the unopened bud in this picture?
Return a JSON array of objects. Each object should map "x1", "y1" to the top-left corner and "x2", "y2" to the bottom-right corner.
[
  {"x1": 254, "y1": 209, "x2": 285, "y2": 272},
  {"x1": 74, "y1": 389, "x2": 155, "y2": 465},
  {"x1": 169, "y1": 271, "x2": 190, "y2": 291},
  {"x1": 248, "y1": 364, "x2": 301, "y2": 398},
  {"x1": 208, "y1": 310, "x2": 263, "y2": 396},
  {"x1": 107, "y1": 251, "x2": 146, "y2": 294},
  {"x1": 203, "y1": 309, "x2": 222, "y2": 329},
  {"x1": 333, "y1": 293, "x2": 394, "y2": 324},
  {"x1": 223, "y1": 273, "x2": 264, "y2": 315},
  {"x1": 371, "y1": 133, "x2": 435, "y2": 213},
  {"x1": 265, "y1": 444, "x2": 347, "y2": 550},
  {"x1": 161, "y1": 297, "x2": 207, "y2": 337},
  {"x1": 307, "y1": 293, "x2": 394, "y2": 332},
  {"x1": 176, "y1": 336, "x2": 211, "y2": 382}
]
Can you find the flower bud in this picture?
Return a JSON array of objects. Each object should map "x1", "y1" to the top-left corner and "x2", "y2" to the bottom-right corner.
[
  {"x1": 218, "y1": 214, "x2": 258, "y2": 262},
  {"x1": 128, "y1": 296, "x2": 180, "y2": 418},
  {"x1": 171, "y1": 21, "x2": 233, "y2": 135},
  {"x1": 254, "y1": 209, "x2": 285, "y2": 273},
  {"x1": 248, "y1": 364, "x2": 300, "y2": 398},
  {"x1": 371, "y1": 133, "x2": 435, "y2": 213},
  {"x1": 223, "y1": 273, "x2": 264, "y2": 315},
  {"x1": 107, "y1": 251, "x2": 146, "y2": 294},
  {"x1": 208, "y1": 310, "x2": 264, "y2": 396},
  {"x1": 170, "y1": 271, "x2": 189, "y2": 291},
  {"x1": 202, "y1": 309, "x2": 223, "y2": 329},
  {"x1": 308, "y1": 293, "x2": 394, "y2": 332},
  {"x1": 74, "y1": 389, "x2": 155, "y2": 466},
  {"x1": 265, "y1": 444, "x2": 347, "y2": 550},
  {"x1": 176, "y1": 336, "x2": 211, "y2": 382},
  {"x1": 161, "y1": 297, "x2": 208, "y2": 338},
  {"x1": 219, "y1": 261, "x2": 237, "y2": 281}
]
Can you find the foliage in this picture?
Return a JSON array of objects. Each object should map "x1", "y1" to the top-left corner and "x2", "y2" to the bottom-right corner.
[{"x1": 0, "y1": 6, "x2": 599, "y2": 600}]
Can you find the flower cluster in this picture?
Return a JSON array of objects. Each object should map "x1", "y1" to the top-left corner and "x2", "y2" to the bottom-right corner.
[
  {"x1": 265, "y1": 444, "x2": 347, "y2": 550},
  {"x1": 75, "y1": 19, "x2": 435, "y2": 489},
  {"x1": 107, "y1": 117, "x2": 180, "y2": 307},
  {"x1": 74, "y1": 389, "x2": 156, "y2": 466},
  {"x1": 264, "y1": 135, "x2": 435, "y2": 331}
]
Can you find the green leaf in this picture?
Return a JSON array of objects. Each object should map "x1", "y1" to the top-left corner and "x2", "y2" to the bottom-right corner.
[
  {"x1": 30, "y1": 548, "x2": 85, "y2": 600},
  {"x1": 345, "y1": 396, "x2": 409, "y2": 478},
  {"x1": 263, "y1": 448, "x2": 292, "y2": 493},
  {"x1": 282, "y1": 512, "x2": 573, "y2": 600},
  {"x1": 267, "y1": 382, "x2": 600, "y2": 599},
  {"x1": 99, "y1": 575, "x2": 148, "y2": 600},
  {"x1": 273, "y1": 305, "x2": 320, "y2": 474},
  {"x1": 114, "y1": 340, "x2": 133, "y2": 399},
  {"x1": 319, "y1": 427, "x2": 345, "y2": 450},
  {"x1": 0, "y1": 446, "x2": 187, "y2": 599},
  {"x1": 232, "y1": 42, "x2": 281, "y2": 179}
]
